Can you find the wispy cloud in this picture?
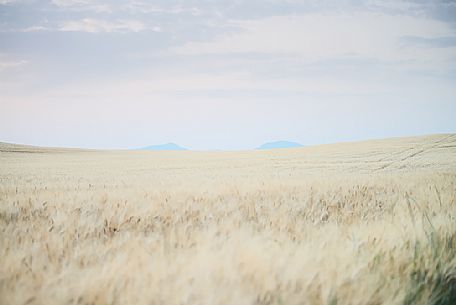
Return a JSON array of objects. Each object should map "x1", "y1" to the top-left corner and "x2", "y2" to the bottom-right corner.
[
  {"x1": 59, "y1": 18, "x2": 153, "y2": 33},
  {"x1": 0, "y1": 0, "x2": 17, "y2": 4},
  {"x1": 122, "y1": 2, "x2": 203, "y2": 15},
  {"x1": 0, "y1": 59, "x2": 27, "y2": 71},
  {"x1": 20, "y1": 25, "x2": 48, "y2": 32},
  {"x1": 400, "y1": 35, "x2": 456, "y2": 48},
  {"x1": 50, "y1": 0, "x2": 202, "y2": 15},
  {"x1": 51, "y1": 0, "x2": 112, "y2": 13},
  {"x1": 51, "y1": 0, "x2": 87, "y2": 6},
  {"x1": 172, "y1": 12, "x2": 456, "y2": 70},
  {"x1": 3, "y1": 20, "x2": 161, "y2": 34}
]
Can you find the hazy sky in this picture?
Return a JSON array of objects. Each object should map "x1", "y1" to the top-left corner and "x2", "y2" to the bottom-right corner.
[{"x1": 1, "y1": 0, "x2": 455, "y2": 150}]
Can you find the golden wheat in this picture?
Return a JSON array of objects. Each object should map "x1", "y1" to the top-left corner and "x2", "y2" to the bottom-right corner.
[{"x1": 1, "y1": 134, "x2": 455, "y2": 305}]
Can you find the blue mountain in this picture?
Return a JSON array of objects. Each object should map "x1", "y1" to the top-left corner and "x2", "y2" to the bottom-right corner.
[
  {"x1": 257, "y1": 141, "x2": 303, "y2": 150},
  {"x1": 139, "y1": 143, "x2": 187, "y2": 151}
]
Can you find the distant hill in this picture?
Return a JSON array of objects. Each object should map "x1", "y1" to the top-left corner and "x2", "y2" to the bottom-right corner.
[
  {"x1": 139, "y1": 143, "x2": 187, "y2": 151},
  {"x1": 257, "y1": 141, "x2": 303, "y2": 150}
]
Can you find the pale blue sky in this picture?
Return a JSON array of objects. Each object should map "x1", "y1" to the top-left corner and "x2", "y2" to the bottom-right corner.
[{"x1": 1, "y1": 0, "x2": 455, "y2": 150}]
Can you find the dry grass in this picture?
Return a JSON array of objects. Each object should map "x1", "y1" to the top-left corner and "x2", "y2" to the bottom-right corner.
[{"x1": 1, "y1": 134, "x2": 456, "y2": 305}]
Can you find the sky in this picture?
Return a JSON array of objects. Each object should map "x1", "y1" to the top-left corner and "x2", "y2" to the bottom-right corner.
[{"x1": 0, "y1": 0, "x2": 455, "y2": 150}]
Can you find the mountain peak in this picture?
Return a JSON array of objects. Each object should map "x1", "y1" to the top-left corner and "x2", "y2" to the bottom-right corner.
[
  {"x1": 257, "y1": 141, "x2": 303, "y2": 150},
  {"x1": 139, "y1": 143, "x2": 187, "y2": 151}
]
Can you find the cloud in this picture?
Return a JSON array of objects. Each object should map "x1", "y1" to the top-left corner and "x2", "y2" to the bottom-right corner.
[
  {"x1": 59, "y1": 18, "x2": 149, "y2": 33},
  {"x1": 0, "y1": 59, "x2": 27, "y2": 71},
  {"x1": 171, "y1": 12, "x2": 456, "y2": 70},
  {"x1": 20, "y1": 25, "x2": 48, "y2": 32},
  {"x1": 51, "y1": 0, "x2": 112, "y2": 12},
  {"x1": 4, "y1": 20, "x2": 161, "y2": 34},
  {"x1": 50, "y1": 0, "x2": 202, "y2": 15},
  {"x1": 0, "y1": 0, "x2": 17, "y2": 4},
  {"x1": 122, "y1": 2, "x2": 201, "y2": 15},
  {"x1": 400, "y1": 35, "x2": 456, "y2": 48},
  {"x1": 52, "y1": 0, "x2": 86, "y2": 6}
]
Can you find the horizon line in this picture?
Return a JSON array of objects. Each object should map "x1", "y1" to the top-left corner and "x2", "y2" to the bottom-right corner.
[{"x1": 1, "y1": 132, "x2": 454, "y2": 152}]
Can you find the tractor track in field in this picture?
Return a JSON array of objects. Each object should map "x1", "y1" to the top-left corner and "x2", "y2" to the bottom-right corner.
[{"x1": 375, "y1": 134, "x2": 456, "y2": 171}]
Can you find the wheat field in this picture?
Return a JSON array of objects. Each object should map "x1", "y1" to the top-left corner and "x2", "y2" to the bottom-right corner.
[{"x1": 1, "y1": 134, "x2": 455, "y2": 305}]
